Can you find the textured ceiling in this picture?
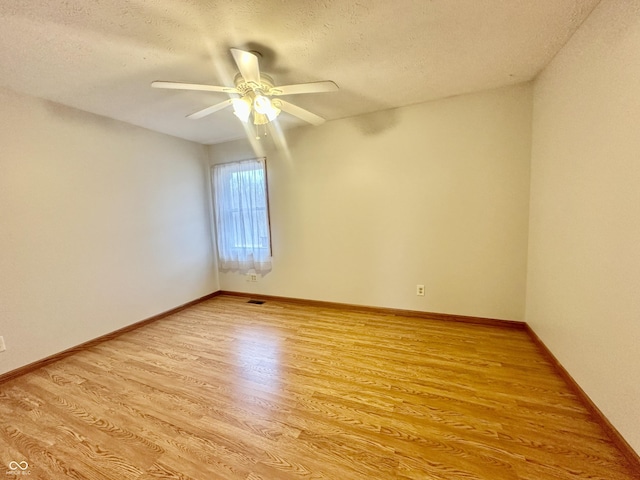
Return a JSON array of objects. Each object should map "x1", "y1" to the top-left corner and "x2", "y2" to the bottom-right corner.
[{"x1": 0, "y1": 0, "x2": 600, "y2": 145}]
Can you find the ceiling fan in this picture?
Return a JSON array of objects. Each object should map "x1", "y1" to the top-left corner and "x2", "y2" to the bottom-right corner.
[{"x1": 151, "y1": 48, "x2": 338, "y2": 127}]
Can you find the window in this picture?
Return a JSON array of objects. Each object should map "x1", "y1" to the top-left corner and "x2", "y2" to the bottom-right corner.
[{"x1": 211, "y1": 158, "x2": 272, "y2": 273}]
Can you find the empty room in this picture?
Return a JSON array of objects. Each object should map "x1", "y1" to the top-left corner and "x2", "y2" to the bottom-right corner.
[{"x1": 1, "y1": 0, "x2": 639, "y2": 479}]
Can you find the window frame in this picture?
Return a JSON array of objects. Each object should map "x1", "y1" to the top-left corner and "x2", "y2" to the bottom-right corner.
[{"x1": 210, "y1": 157, "x2": 272, "y2": 269}]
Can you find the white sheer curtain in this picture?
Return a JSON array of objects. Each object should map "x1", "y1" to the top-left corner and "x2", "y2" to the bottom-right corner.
[{"x1": 211, "y1": 158, "x2": 272, "y2": 273}]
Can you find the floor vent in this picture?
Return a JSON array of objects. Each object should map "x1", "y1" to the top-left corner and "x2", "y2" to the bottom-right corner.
[{"x1": 247, "y1": 299, "x2": 265, "y2": 305}]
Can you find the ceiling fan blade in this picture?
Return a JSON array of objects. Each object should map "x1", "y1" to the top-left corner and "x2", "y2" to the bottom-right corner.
[
  {"x1": 151, "y1": 81, "x2": 237, "y2": 94},
  {"x1": 270, "y1": 81, "x2": 339, "y2": 96},
  {"x1": 230, "y1": 48, "x2": 261, "y2": 85},
  {"x1": 187, "y1": 99, "x2": 234, "y2": 119},
  {"x1": 276, "y1": 100, "x2": 326, "y2": 126}
]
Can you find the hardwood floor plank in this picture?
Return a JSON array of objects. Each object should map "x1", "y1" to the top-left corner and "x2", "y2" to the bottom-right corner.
[{"x1": 1, "y1": 294, "x2": 638, "y2": 479}]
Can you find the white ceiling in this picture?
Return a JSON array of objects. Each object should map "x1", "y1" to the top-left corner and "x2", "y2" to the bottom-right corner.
[{"x1": 0, "y1": 0, "x2": 600, "y2": 145}]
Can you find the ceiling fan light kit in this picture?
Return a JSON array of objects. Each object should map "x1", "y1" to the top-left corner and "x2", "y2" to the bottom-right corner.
[
  {"x1": 151, "y1": 48, "x2": 338, "y2": 129},
  {"x1": 231, "y1": 72, "x2": 280, "y2": 124}
]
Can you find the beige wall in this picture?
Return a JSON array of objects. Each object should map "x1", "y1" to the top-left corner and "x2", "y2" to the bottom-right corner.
[
  {"x1": 0, "y1": 88, "x2": 218, "y2": 375},
  {"x1": 527, "y1": 0, "x2": 640, "y2": 453},
  {"x1": 210, "y1": 83, "x2": 532, "y2": 321}
]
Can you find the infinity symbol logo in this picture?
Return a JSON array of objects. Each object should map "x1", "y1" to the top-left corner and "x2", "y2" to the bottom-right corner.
[{"x1": 9, "y1": 461, "x2": 29, "y2": 470}]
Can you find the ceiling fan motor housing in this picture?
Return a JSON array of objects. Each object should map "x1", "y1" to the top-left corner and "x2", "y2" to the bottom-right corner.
[{"x1": 233, "y1": 73, "x2": 275, "y2": 97}]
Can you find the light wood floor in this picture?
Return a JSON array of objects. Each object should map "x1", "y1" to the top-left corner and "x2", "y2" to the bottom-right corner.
[{"x1": 1, "y1": 295, "x2": 637, "y2": 479}]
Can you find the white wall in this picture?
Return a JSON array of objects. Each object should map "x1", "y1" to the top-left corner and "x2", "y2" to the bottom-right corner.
[
  {"x1": 0, "y1": 88, "x2": 218, "y2": 375},
  {"x1": 210, "y1": 83, "x2": 532, "y2": 321},
  {"x1": 527, "y1": 0, "x2": 640, "y2": 453}
]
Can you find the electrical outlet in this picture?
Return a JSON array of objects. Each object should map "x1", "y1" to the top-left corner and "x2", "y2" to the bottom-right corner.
[
  {"x1": 246, "y1": 273, "x2": 258, "y2": 282},
  {"x1": 0, "y1": 336, "x2": 5, "y2": 353},
  {"x1": 416, "y1": 285, "x2": 425, "y2": 296}
]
